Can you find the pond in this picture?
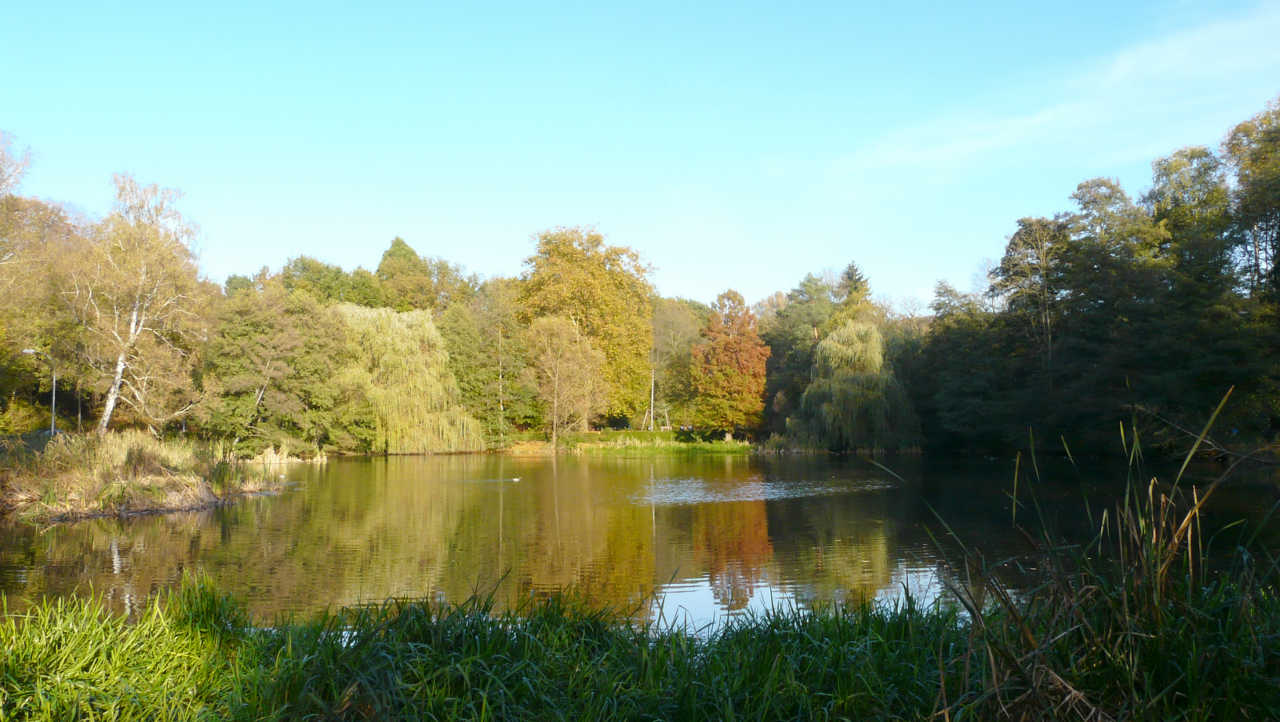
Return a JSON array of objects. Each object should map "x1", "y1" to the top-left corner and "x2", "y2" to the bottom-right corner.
[{"x1": 1, "y1": 453, "x2": 1275, "y2": 628}]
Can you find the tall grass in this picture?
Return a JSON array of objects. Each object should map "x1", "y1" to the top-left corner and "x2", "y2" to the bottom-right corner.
[
  {"x1": 0, "y1": 578, "x2": 244, "y2": 719},
  {"x1": 1, "y1": 578, "x2": 976, "y2": 720},
  {"x1": 0, "y1": 430, "x2": 278, "y2": 522},
  {"x1": 928, "y1": 402, "x2": 1280, "y2": 720}
]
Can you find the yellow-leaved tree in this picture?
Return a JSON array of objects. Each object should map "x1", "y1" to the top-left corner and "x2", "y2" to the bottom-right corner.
[
  {"x1": 519, "y1": 227, "x2": 653, "y2": 424},
  {"x1": 61, "y1": 175, "x2": 210, "y2": 433}
]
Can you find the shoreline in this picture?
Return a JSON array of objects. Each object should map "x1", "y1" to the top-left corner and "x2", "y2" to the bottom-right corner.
[
  {"x1": 1, "y1": 474, "x2": 294, "y2": 525},
  {"x1": 0, "y1": 429, "x2": 318, "y2": 526}
]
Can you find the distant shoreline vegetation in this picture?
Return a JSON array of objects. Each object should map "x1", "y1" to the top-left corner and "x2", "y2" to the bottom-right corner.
[
  {"x1": 2, "y1": 96, "x2": 1279, "y2": 475},
  {"x1": 0, "y1": 429, "x2": 902, "y2": 525}
]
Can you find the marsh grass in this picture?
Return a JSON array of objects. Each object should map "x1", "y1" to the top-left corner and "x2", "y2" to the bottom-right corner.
[
  {"x1": 0, "y1": 430, "x2": 279, "y2": 522},
  {"x1": 928, "y1": 395, "x2": 1280, "y2": 720}
]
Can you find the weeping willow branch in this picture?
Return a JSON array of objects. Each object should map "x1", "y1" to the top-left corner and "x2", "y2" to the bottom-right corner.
[{"x1": 335, "y1": 304, "x2": 484, "y2": 454}]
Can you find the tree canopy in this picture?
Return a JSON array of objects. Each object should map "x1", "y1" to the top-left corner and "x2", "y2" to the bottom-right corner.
[
  {"x1": 519, "y1": 227, "x2": 654, "y2": 422},
  {"x1": 4, "y1": 94, "x2": 1280, "y2": 458},
  {"x1": 688, "y1": 290, "x2": 770, "y2": 437}
]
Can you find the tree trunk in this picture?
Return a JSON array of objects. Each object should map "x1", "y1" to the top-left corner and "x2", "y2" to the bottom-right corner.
[
  {"x1": 551, "y1": 371, "x2": 559, "y2": 450},
  {"x1": 648, "y1": 364, "x2": 655, "y2": 431},
  {"x1": 497, "y1": 328, "x2": 505, "y2": 446},
  {"x1": 97, "y1": 351, "x2": 127, "y2": 434}
]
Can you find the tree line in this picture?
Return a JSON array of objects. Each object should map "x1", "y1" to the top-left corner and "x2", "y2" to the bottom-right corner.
[
  {"x1": 1, "y1": 95, "x2": 1277, "y2": 457},
  {"x1": 903, "y1": 99, "x2": 1280, "y2": 454}
]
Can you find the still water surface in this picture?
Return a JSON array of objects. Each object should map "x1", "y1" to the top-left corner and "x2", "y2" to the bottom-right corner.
[{"x1": 1, "y1": 454, "x2": 1273, "y2": 628}]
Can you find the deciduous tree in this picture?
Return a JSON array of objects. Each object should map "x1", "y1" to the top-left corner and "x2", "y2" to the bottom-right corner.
[
  {"x1": 201, "y1": 276, "x2": 374, "y2": 455},
  {"x1": 438, "y1": 278, "x2": 540, "y2": 446},
  {"x1": 1223, "y1": 98, "x2": 1280, "y2": 298},
  {"x1": 376, "y1": 237, "x2": 475, "y2": 311},
  {"x1": 525, "y1": 316, "x2": 606, "y2": 447},
  {"x1": 519, "y1": 227, "x2": 653, "y2": 422},
  {"x1": 796, "y1": 320, "x2": 920, "y2": 452},
  {"x1": 61, "y1": 175, "x2": 208, "y2": 433},
  {"x1": 689, "y1": 290, "x2": 770, "y2": 438}
]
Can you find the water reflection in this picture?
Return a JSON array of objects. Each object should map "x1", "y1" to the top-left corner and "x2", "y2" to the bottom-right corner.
[{"x1": 1, "y1": 454, "x2": 1274, "y2": 629}]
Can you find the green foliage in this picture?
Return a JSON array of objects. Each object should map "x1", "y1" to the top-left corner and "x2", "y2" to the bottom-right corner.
[
  {"x1": 758, "y1": 266, "x2": 878, "y2": 438},
  {"x1": 759, "y1": 274, "x2": 840, "y2": 435},
  {"x1": 376, "y1": 237, "x2": 476, "y2": 312},
  {"x1": 279, "y1": 256, "x2": 388, "y2": 307},
  {"x1": 651, "y1": 296, "x2": 710, "y2": 427},
  {"x1": 909, "y1": 100, "x2": 1280, "y2": 453},
  {"x1": 201, "y1": 278, "x2": 376, "y2": 455},
  {"x1": 793, "y1": 321, "x2": 921, "y2": 452},
  {"x1": 436, "y1": 278, "x2": 541, "y2": 446},
  {"x1": 0, "y1": 578, "x2": 242, "y2": 719},
  {"x1": 1223, "y1": 97, "x2": 1280, "y2": 298},
  {"x1": 558, "y1": 429, "x2": 754, "y2": 454},
  {"x1": 520, "y1": 227, "x2": 654, "y2": 421},
  {"x1": 335, "y1": 304, "x2": 484, "y2": 454}
]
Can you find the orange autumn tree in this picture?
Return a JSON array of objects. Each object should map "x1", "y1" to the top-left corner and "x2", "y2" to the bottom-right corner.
[{"x1": 689, "y1": 290, "x2": 770, "y2": 440}]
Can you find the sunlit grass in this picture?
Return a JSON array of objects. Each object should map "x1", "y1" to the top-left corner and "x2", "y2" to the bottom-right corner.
[
  {"x1": 0, "y1": 430, "x2": 280, "y2": 522},
  {"x1": 561, "y1": 429, "x2": 754, "y2": 455}
]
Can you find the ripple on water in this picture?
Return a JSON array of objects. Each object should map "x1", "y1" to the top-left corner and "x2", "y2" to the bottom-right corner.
[{"x1": 631, "y1": 476, "x2": 900, "y2": 506}]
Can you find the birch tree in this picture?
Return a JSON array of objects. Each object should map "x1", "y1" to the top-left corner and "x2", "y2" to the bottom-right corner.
[
  {"x1": 0, "y1": 131, "x2": 29, "y2": 200},
  {"x1": 63, "y1": 175, "x2": 206, "y2": 433}
]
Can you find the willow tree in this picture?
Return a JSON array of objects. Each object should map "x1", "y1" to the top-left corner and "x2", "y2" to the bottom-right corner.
[
  {"x1": 519, "y1": 227, "x2": 653, "y2": 422},
  {"x1": 335, "y1": 304, "x2": 484, "y2": 453},
  {"x1": 61, "y1": 175, "x2": 208, "y2": 433},
  {"x1": 796, "y1": 320, "x2": 919, "y2": 452}
]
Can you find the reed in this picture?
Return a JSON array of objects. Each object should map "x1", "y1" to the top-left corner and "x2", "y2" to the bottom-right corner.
[
  {"x1": 0, "y1": 430, "x2": 277, "y2": 522},
  {"x1": 930, "y1": 398, "x2": 1280, "y2": 720}
]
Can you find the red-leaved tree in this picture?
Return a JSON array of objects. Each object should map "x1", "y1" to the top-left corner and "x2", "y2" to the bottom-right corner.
[{"x1": 689, "y1": 290, "x2": 770, "y2": 439}]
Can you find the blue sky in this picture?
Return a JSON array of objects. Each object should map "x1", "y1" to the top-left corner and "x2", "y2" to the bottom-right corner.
[{"x1": 4, "y1": 1, "x2": 1279, "y2": 307}]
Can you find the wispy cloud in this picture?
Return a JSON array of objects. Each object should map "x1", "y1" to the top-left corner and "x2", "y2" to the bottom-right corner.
[{"x1": 840, "y1": 2, "x2": 1280, "y2": 175}]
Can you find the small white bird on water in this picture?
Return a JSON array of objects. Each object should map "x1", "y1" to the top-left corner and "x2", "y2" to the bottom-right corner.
[{"x1": 511, "y1": 477, "x2": 521, "y2": 483}]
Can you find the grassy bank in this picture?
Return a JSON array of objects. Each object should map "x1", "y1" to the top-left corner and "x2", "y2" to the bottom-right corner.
[
  {"x1": 4, "y1": 466, "x2": 1279, "y2": 721},
  {"x1": 559, "y1": 429, "x2": 754, "y2": 455},
  {"x1": 0, "y1": 430, "x2": 288, "y2": 523}
]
